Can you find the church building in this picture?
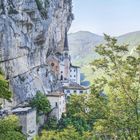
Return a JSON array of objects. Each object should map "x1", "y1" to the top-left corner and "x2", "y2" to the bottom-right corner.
[
  {"x1": 58, "y1": 29, "x2": 90, "y2": 96},
  {"x1": 46, "y1": 29, "x2": 90, "y2": 98}
]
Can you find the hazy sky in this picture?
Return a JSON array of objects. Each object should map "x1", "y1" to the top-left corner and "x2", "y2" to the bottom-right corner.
[{"x1": 69, "y1": 0, "x2": 140, "y2": 36}]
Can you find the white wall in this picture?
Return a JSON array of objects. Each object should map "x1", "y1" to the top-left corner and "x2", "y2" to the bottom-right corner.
[
  {"x1": 47, "y1": 95, "x2": 66, "y2": 120},
  {"x1": 70, "y1": 67, "x2": 80, "y2": 84},
  {"x1": 77, "y1": 68, "x2": 81, "y2": 84}
]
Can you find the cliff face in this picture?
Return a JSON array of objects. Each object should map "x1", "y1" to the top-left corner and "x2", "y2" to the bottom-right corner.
[{"x1": 0, "y1": 0, "x2": 73, "y2": 104}]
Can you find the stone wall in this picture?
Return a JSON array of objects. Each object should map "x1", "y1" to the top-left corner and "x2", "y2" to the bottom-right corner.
[
  {"x1": 47, "y1": 93, "x2": 66, "y2": 120},
  {"x1": 12, "y1": 107, "x2": 37, "y2": 140}
]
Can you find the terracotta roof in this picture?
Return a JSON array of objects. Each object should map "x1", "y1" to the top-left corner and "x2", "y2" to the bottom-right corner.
[
  {"x1": 63, "y1": 82, "x2": 86, "y2": 90},
  {"x1": 46, "y1": 92, "x2": 65, "y2": 97}
]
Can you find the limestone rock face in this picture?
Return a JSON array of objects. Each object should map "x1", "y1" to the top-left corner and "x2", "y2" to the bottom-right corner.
[{"x1": 0, "y1": 0, "x2": 73, "y2": 104}]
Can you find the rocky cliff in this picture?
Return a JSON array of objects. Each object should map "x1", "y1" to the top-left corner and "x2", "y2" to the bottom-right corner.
[{"x1": 0, "y1": 0, "x2": 73, "y2": 104}]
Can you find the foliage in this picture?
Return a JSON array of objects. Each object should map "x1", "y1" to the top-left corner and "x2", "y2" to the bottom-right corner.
[
  {"x1": 90, "y1": 34, "x2": 140, "y2": 139},
  {"x1": 29, "y1": 91, "x2": 51, "y2": 114},
  {"x1": 58, "y1": 93, "x2": 108, "y2": 136},
  {"x1": 0, "y1": 115, "x2": 25, "y2": 140},
  {"x1": 58, "y1": 94, "x2": 90, "y2": 133},
  {"x1": 37, "y1": 93, "x2": 104, "y2": 139},
  {"x1": 0, "y1": 68, "x2": 12, "y2": 101},
  {"x1": 37, "y1": 129, "x2": 58, "y2": 140},
  {"x1": 38, "y1": 125, "x2": 102, "y2": 140},
  {"x1": 43, "y1": 116, "x2": 58, "y2": 130},
  {"x1": 38, "y1": 126, "x2": 81, "y2": 140},
  {"x1": 59, "y1": 126, "x2": 81, "y2": 140},
  {"x1": 69, "y1": 31, "x2": 140, "y2": 83}
]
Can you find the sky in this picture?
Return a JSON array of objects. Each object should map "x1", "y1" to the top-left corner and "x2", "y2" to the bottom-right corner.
[{"x1": 69, "y1": 0, "x2": 140, "y2": 36}]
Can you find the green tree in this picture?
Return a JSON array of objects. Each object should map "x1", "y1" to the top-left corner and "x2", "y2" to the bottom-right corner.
[
  {"x1": 29, "y1": 91, "x2": 51, "y2": 114},
  {"x1": 44, "y1": 116, "x2": 58, "y2": 130},
  {"x1": 91, "y1": 34, "x2": 140, "y2": 139},
  {"x1": 38, "y1": 126, "x2": 81, "y2": 140},
  {"x1": 0, "y1": 115, "x2": 25, "y2": 140},
  {"x1": 58, "y1": 94, "x2": 92, "y2": 134},
  {"x1": 37, "y1": 129, "x2": 59, "y2": 140},
  {"x1": 38, "y1": 125, "x2": 99, "y2": 140},
  {"x1": 0, "y1": 68, "x2": 12, "y2": 101},
  {"x1": 59, "y1": 125, "x2": 81, "y2": 140}
]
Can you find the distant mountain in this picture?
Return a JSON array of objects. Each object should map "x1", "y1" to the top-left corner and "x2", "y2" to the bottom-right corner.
[
  {"x1": 68, "y1": 31, "x2": 140, "y2": 83},
  {"x1": 118, "y1": 31, "x2": 140, "y2": 46},
  {"x1": 68, "y1": 31, "x2": 104, "y2": 82},
  {"x1": 68, "y1": 31, "x2": 104, "y2": 65}
]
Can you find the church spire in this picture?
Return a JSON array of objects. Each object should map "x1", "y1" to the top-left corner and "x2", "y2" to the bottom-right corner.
[{"x1": 64, "y1": 29, "x2": 69, "y2": 51}]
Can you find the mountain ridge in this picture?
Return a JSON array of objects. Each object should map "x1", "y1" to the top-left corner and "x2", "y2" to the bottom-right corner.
[
  {"x1": 68, "y1": 30, "x2": 140, "y2": 82},
  {"x1": 69, "y1": 30, "x2": 140, "y2": 38}
]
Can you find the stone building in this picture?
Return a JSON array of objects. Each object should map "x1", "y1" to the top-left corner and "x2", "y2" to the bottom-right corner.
[
  {"x1": 46, "y1": 92, "x2": 66, "y2": 120},
  {"x1": 12, "y1": 107, "x2": 37, "y2": 140},
  {"x1": 63, "y1": 81, "x2": 90, "y2": 96}
]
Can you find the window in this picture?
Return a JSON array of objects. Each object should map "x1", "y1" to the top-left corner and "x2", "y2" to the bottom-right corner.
[
  {"x1": 70, "y1": 75, "x2": 72, "y2": 77},
  {"x1": 65, "y1": 52, "x2": 68, "y2": 57},
  {"x1": 80, "y1": 91, "x2": 83, "y2": 93},
  {"x1": 55, "y1": 102, "x2": 58, "y2": 107},
  {"x1": 61, "y1": 71, "x2": 63, "y2": 73},
  {"x1": 60, "y1": 75, "x2": 63, "y2": 80},
  {"x1": 67, "y1": 90, "x2": 70, "y2": 93},
  {"x1": 74, "y1": 70, "x2": 76, "y2": 72},
  {"x1": 51, "y1": 63, "x2": 54, "y2": 66},
  {"x1": 74, "y1": 90, "x2": 76, "y2": 93},
  {"x1": 74, "y1": 75, "x2": 76, "y2": 77}
]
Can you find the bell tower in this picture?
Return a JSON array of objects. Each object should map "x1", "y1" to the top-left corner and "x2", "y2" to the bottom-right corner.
[{"x1": 63, "y1": 29, "x2": 70, "y2": 82}]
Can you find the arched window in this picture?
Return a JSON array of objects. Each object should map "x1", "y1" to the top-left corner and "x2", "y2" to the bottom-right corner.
[{"x1": 60, "y1": 75, "x2": 63, "y2": 80}]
